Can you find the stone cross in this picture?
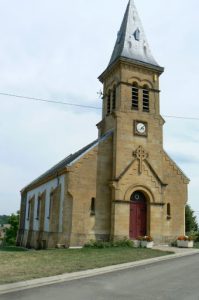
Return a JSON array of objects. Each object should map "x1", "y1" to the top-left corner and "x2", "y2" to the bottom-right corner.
[{"x1": 133, "y1": 146, "x2": 148, "y2": 174}]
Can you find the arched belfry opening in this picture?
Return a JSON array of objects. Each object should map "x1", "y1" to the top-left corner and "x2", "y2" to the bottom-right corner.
[{"x1": 129, "y1": 191, "x2": 147, "y2": 239}]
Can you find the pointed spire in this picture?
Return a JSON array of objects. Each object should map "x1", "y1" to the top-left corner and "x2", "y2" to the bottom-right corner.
[{"x1": 108, "y1": 0, "x2": 160, "y2": 68}]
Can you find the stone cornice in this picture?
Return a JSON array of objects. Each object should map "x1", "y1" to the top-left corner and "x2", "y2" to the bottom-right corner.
[
  {"x1": 150, "y1": 202, "x2": 165, "y2": 206},
  {"x1": 99, "y1": 57, "x2": 164, "y2": 83},
  {"x1": 113, "y1": 200, "x2": 130, "y2": 204},
  {"x1": 118, "y1": 81, "x2": 160, "y2": 93},
  {"x1": 113, "y1": 200, "x2": 165, "y2": 206}
]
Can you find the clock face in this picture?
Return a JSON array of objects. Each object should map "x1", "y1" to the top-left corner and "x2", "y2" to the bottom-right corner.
[
  {"x1": 136, "y1": 123, "x2": 146, "y2": 134},
  {"x1": 134, "y1": 121, "x2": 148, "y2": 136}
]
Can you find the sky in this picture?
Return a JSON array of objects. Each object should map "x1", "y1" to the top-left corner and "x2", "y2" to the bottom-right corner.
[{"x1": 0, "y1": 0, "x2": 198, "y2": 220}]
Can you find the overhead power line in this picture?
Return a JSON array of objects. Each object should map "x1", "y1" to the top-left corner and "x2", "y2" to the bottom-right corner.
[
  {"x1": 0, "y1": 92, "x2": 101, "y2": 110},
  {"x1": 0, "y1": 91, "x2": 199, "y2": 121},
  {"x1": 162, "y1": 115, "x2": 199, "y2": 121}
]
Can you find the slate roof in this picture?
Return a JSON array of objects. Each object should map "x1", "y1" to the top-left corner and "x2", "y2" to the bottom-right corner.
[
  {"x1": 22, "y1": 130, "x2": 113, "y2": 192},
  {"x1": 108, "y1": 0, "x2": 161, "y2": 69}
]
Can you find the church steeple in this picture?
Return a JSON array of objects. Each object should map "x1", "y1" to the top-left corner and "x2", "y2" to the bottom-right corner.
[
  {"x1": 98, "y1": 0, "x2": 165, "y2": 136},
  {"x1": 108, "y1": 0, "x2": 161, "y2": 69}
]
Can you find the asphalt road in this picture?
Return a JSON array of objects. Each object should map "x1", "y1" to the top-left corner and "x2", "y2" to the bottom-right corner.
[{"x1": 1, "y1": 254, "x2": 199, "y2": 300}]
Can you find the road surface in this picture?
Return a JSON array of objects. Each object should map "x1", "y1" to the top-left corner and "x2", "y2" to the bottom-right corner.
[{"x1": 1, "y1": 254, "x2": 199, "y2": 300}]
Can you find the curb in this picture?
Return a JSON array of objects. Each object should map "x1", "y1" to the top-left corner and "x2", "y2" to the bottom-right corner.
[{"x1": 0, "y1": 250, "x2": 199, "y2": 295}]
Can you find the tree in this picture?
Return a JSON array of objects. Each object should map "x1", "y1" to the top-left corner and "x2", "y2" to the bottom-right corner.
[
  {"x1": 185, "y1": 204, "x2": 198, "y2": 233},
  {"x1": 4, "y1": 211, "x2": 20, "y2": 245},
  {"x1": 0, "y1": 215, "x2": 9, "y2": 226}
]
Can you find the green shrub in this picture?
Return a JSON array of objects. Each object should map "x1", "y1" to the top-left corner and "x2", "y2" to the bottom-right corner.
[
  {"x1": 195, "y1": 233, "x2": 199, "y2": 242},
  {"x1": 170, "y1": 240, "x2": 177, "y2": 247},
  {"x1": 185, "y1": 231, "x2": 199, "y2": 242},
  {"x1": 191, "y1": 231, "x2": 199, "y2": 242},
  {"x1": 84, "y1": 240, "x2": 111, "y2": 249},
  {"x1": 4, "y1": 212, "x2": 19, "y2": 246},
  {"x1": 84, "y1": 238, "x2": 134, "y2": 249},
  {"x1": 112, "y1": 238, "x2": 134, "y2": 248}
]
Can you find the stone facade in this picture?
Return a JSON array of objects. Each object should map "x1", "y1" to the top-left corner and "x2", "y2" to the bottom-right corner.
[{"x1": 17, "y1": 0, "x2": 189, "y2": 248}]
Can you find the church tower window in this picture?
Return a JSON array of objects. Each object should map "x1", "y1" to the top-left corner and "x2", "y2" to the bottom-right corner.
[
  {"x1": 143, "y1": 85, "x2": 150, "y2": 112},
  {"x1": 112, "y1": 86, "x2": 116, "y2": 110},
  {"x1": 107, "y1": 90, "x2": 111, "y2": 114},
  {"x1": 132, "y1": 83, "x2": 139, "y2": 110}
]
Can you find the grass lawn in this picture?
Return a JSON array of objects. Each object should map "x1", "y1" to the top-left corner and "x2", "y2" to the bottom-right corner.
[
  {"x1": 0, "y1": 246, "x2": 28, "y2": 252},
  {"x1": 0, "y1": 247, "x2": 173, "y2": 284}
]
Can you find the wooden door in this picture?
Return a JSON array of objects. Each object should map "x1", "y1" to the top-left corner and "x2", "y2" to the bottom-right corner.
[{"x1": 130, "y1": 196, "x2": 147, "y2": 239}]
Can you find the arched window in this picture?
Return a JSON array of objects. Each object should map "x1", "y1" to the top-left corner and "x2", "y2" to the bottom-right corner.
[
  {"x1": 112, "y1": 86, "x2": 116, "y2": 110},
  {"x1": 107, "y1": 90, "x2": 111, "y2": 114},
  {"x1": 132, "y1": 82, "x2": 139, "y2": 110},
  {"x1": 143, "y1": 85, "x2": 150, "y2": 112},
  {"x1": 167, "y1": 203, "x2": 171, "y2": 219}
]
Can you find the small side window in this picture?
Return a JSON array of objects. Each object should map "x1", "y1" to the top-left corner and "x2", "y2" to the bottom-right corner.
[
  {"x1": 90, "y1": 197, "x2": 96, "y2": 216},
  {"x1": 167, "y1": 203, "x2": 171, "y2": 219}
]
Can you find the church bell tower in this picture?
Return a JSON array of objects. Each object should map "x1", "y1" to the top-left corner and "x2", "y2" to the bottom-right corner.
[
  {"x1": 96, "y1": 0, "x2": 188, "y2": 242},
  {"x1": 98, "y1": 0, "x2": 164, "y2": 180}
]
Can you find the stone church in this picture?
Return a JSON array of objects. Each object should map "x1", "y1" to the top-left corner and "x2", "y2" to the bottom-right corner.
[{"x1": 17, "y1": 0, "x2": 189, "y2": 249}]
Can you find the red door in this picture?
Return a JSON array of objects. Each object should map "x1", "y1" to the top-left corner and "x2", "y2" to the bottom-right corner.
[{"x1": 130, "y1": 193, "x2": 147, "y2": 239}]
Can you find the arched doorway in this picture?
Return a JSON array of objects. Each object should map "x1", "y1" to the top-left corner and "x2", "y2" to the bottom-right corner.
[{"x1": 129, "y1": 191, "x2": 147, "y2": 239}]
